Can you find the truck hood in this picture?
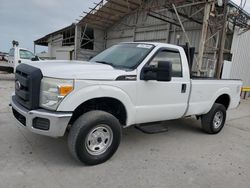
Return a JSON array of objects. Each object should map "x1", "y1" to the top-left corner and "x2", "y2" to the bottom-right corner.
[{"x1": 24, "y1": 60, "x2": 132, "y2": 80}]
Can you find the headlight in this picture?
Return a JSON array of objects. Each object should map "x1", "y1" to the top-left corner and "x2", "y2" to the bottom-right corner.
[{"x1": 40, "y1": 77, "x2": 74, "y2": 110}]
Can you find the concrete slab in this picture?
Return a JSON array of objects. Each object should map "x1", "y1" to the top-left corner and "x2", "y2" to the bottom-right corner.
[{"x1": 0, "y1": 79, "x2": 250, "y2": 188}]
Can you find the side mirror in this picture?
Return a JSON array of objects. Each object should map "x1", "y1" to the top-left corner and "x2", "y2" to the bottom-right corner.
[
  {"x1": 141, "y1": 66, "x2": 157, "y2": 80},
  {"x1": 31, "y1": 56, "x2": 39, "y2": 61},
  {"x1": 141, "y1": 61, "x2": 172, "y2": 82},
  {"x1": 157, "y1": 61, "x2": 172, "y2": 81}
]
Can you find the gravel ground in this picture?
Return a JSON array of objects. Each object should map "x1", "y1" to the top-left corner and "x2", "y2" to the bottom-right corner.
[
  {"x1": 0, "y1": 72, "x2": 14, "y2": 80},
  {"x1": 0, "y1": 78, "x2": 250, "y2": 188},
  {"x1": 0, "y1": 61, "x2": 14, "y2": 79}
]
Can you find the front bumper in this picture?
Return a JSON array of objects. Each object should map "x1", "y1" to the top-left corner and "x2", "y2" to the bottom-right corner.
[{"x1": 11, "y1": 95, "x2": 72, "y2": 137}]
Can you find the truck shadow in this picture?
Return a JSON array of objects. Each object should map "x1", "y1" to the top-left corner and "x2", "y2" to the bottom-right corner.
[{"x1": 21, "y1": 117, "x2": 203, "y2": 167}]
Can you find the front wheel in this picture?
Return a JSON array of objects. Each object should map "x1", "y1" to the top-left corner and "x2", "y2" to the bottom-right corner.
[
  {"x1": 68, "y1": 110, "x2": 122, "y2": 165},
  {"x1": 201, "y1": 103, "x2": 226, "y2": 134}
]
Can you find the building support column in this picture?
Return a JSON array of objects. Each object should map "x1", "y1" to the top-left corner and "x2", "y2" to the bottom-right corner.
[
  {"x1": 196, "y1": 2, "x2": 211, "y2": 76},
  {"x1": 33, "y1": 43, "x2": 36, "y2": 54},
  {"x1": 74, "y1": 23, "x2": 80, "y2": 60},
  {"x1": 215, "y1": 0, "x2": 229, "y2": 78}
]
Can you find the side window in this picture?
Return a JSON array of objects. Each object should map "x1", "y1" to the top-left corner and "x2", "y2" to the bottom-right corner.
[{"x1": 149, "y1": 49, "x2": 182, "y2": 77}]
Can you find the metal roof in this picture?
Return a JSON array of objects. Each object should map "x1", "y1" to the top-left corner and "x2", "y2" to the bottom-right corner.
[
  {"x1": 34, "y1": 0, "x2": 250, "y2": 46},
  {"x1": 78, "y1": 0, "x2": 250, "y2": 29},
  {"x1": 228, "y1": 0, "x2": 250, "y2": 18},
  {"x1": 34, "y1": 24, "x2": 75, "y2": 46},
  {"x1": 78, "y1": 0, "x2": 143, "y2": 29}
]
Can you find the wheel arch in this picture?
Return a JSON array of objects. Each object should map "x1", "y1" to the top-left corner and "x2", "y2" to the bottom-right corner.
[
  {"x1": 208, "y1": 87, "x2": 231, "y2": 112},
  {"x1": 214, "y1": 94, "x2": 230, "y2": 110},
  {"x1": 58, "y1": 85, "x2": 135, "y2": 126},
  {"x1": 69, "y1": 97, "x2": 127, "y2": 126}
]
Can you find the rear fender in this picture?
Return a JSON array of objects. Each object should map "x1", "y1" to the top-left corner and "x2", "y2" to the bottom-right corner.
[{"x1": 206, "y1": 87, "x2": 231, "y2": 113}]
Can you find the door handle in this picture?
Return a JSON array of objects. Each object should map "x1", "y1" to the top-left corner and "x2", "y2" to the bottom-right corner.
[{"x1": 181, "y1": 84, "x2": 187, "y2": 93}]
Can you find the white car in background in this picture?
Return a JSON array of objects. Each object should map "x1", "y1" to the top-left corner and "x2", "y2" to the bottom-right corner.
[{"x1": 8, "y1": 47, "x2": 39, "y2": 72}]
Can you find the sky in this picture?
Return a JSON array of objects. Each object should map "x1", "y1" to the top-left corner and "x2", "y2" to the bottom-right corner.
[
  {"x1": 0, "y1": 0, "x2": 250, "y2": 53},
  {"x1": 0, "y1": 0, "x2": 94, "y2": 53}
]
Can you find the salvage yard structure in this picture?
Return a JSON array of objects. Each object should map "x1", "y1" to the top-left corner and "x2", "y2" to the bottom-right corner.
[{"x1": 34, "y1": 0, "x2": 250, "y2": 84}]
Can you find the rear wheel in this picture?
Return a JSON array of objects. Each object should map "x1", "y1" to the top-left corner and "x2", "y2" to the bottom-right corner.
[
  {"x1": 201, "y1": 103, "x2": 226, "y2": 134},
  {"x1": 68, "y1": 110, "x2": 122, "y2": 165}
]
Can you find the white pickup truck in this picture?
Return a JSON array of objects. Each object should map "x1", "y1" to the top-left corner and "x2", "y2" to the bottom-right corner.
[
  {"x1": 8, "y1": 46, "x2": 39, "y2": 72},
  {"x1": 11, "y1": 42, "x2": 242, "y2": 165}
]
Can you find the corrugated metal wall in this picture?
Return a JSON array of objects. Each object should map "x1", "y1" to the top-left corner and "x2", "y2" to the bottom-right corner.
[
  {"x1": 49, "y1": 34, "x2": 63, "y2": 58},
  {"x1": 76, "y1": 28, "x2": 105, "y2": 60},
  {"x1": 230, "y1": 29, "x2": 250, "y2": 86},
  {"x1": 80, "y1": 0, "x2": 225, "y2": 75},
  {"x1": 107, "y1": 20, "x2": 202, "y2": 46},
  {"x1": 76, "y1": 50, "x2": 97, "y2": 60},
  {"x1": 106, "y1": 7, "x2": 202, "y2": 49},
  {"x1": 104, "y1": 1, "x2": 209, "y2": 72}
]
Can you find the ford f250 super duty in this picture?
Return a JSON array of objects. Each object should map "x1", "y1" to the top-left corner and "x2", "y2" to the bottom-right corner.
[{"x1": 11, "y1": 42, "x2": 242, "y2": 165}]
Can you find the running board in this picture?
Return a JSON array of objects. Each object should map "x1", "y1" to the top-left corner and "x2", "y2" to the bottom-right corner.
[{"x1": 135, "y1": 123, "x2": 168, "y2": 134}]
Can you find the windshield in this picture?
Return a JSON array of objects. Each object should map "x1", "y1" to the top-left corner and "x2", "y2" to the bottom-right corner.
[
  {"x1": 90, "y1": 43, "x2": 154, "y2": 69},
  {"x1": 19, "y1": 49, "x2": 35, "y2": 60}
]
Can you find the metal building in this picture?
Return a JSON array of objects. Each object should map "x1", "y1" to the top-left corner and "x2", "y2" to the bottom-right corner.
[
  {"x1": 34, "y1": 24, "x2": 76, "y2": 60},
  {"x1": 230, "y1": 28, "x2": 250, "y2": 86},
  {"x1": 34, "y1": 0, "x2": 250, "y2": 80}
]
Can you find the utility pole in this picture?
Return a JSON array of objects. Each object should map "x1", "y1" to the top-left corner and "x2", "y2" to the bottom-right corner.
[
  {"x1": 197, "y1": 2, "x2": 211, "y2": 76},
  {"x1": 215, "y1": 0, "x2": 229, "y2": 78}
]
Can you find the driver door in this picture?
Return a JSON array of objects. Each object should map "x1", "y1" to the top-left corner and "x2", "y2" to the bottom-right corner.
[{"x1": 135, "y1": 48, "x2": 189, "y2": 124}]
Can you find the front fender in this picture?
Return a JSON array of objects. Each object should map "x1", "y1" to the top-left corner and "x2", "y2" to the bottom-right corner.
[{"x1": 57, "y1": 84, "x2": 136, "y2": 125}]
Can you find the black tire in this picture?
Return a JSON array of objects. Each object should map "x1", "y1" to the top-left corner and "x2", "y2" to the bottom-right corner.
[
  {"x1": 68, "y1": 110, "x2": 122, "y2": 165},
  {"x1": 201, "y1": 103, "x2": 226, "y2": 134}
]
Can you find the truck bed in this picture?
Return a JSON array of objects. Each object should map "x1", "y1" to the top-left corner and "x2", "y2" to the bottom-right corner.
[{"x1": 185, "y1": 79, "x2": 242, "y2": 116}]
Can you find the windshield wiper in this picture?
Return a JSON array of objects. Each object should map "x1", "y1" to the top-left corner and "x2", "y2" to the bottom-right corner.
[
  {"x1": 94, "y1": 61, "x2": 115, "y2": 67},
  {"x1": 94, "y1": 60, "x2": 129, "y2": 70}
]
